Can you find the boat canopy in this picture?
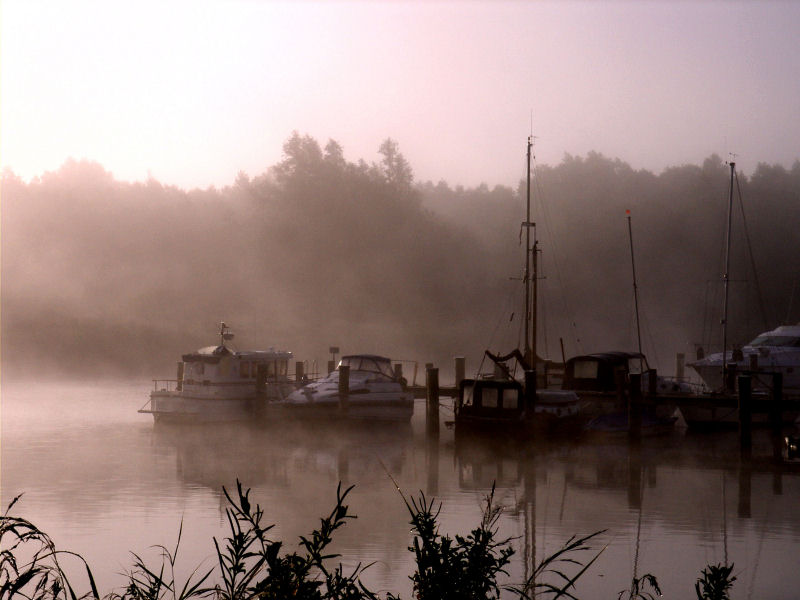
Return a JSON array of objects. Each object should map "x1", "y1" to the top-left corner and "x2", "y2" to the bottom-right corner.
[{"x1": 339, "y1": 355, "x2": 395, "y2": 378}]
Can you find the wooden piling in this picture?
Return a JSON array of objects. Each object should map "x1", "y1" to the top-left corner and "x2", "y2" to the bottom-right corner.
[
  {"x1": 426, "y1": 366, "x2": 440, "y2": 438},
  {"x1": 454, "y1": 356, "x2": 465, "y2": 389},
  {"x1": 524, "y1": 370, "x2": 537, "y2": 418},
  {"x1": 338, "y1": 364, "x2": 349, "y2": 412},
  {"x1": 256, "y1": 363, "x2": 267, "y2": 394},
  {"x1": 628, "y1": 373, "x2": 643, "y2": 441},
  {"x1": 176, "y1": 362, "x2": 184, "y2": 392},
  {"x1": 738, "y1": 374, "x2": 752, "y2": 454},
  {"x1": 771, "y1": 372, "x2": 784, "y2": 462}
]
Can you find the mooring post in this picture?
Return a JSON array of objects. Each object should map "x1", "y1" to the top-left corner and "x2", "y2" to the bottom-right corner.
[
  {"x1": 426, "y1": 366, "x2": 440, "y2": 438},
  {"x1": 454, "y1": 356, "x2": 465, "y2": 390},
  {"x1": 738, "y1": 374, "x2": 752, "y2": 454},
  {"x1": 771, "y1": 372, "x2": 784, "y2": 462},
  {"x1": 256, "y1": 363, "x2": 267, "y2": 395},
  {"x1": 647, "y1": 369, "x2": 657, "y2": 397},
  {"x1": 726, "y1": 363, "x2": 738, "y2": 393},
  {"x1": 629, "y1": 373, "x2": 643, "y2": 441},
  {"x1": 524, "y1": 370, "x2": 537, "y2": 418},
  {"x1": 338, "y1": 364, "x2": 349, "y2": 413},
  {"x1": 615, "y1": 367, "x2": 627, "y2": 412}
]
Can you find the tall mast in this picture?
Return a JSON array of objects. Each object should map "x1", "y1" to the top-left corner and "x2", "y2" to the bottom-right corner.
[
  {"x1": 523, "y1": 136, "x2": 536, "y2": 365},
  {"x1": 626, "y1": 210, "x2": 643, "y2": 367},
  {"x1": 722, "y1": 161, "x2": 735, "y2": 383}
]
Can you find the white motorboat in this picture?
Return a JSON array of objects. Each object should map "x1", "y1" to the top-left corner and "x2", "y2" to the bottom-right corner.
[
  {"x1": 140, "y1": 322, "x2": 296, "y2": 423},
  {"x1": 688, "y1": 323, "x2": 800, "y2": 396},
  {"x1": 281, "y1": 354, "x2": 414, "y2": 422}
]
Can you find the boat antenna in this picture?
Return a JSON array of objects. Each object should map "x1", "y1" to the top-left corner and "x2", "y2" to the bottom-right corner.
[
  {"x1": 626, "y1": 210, "x2": 643, "y2": 368},
  {"x1": 722, "y1": 161, "x2": 735, "y2": 384},
  {"x1": 219, "y1": 321, "x2": 234, "y2": 348}
]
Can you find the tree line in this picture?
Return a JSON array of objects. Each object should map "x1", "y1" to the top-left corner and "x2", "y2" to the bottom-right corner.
[{"x1": 2, "y1": 133, "x2": 799, "y2": 379}]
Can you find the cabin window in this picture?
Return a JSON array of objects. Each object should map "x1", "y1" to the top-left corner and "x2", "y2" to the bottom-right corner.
[
  {"x1": 240, "y1": 361, "x2": 250, "y2": 379},
  {"x1": 628, "y1": 358, "x2": 646, "y2": 375},
  {"x1": 573, "y1": 360, "x2": 598, "y2": 379},
  {"x1": 482, "y1": 389, "x2": 499, "y2": 409},
  {"x1": 462, "y1": 383, "x2": 475, "y2": 407},
  {"x1": 502, "y1": 388, "x2": 519, "y2": 410}
]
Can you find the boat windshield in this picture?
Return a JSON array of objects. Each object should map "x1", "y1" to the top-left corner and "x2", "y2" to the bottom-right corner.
[
  {"x1": 627, "y1": 356, "x2": 648, "y2": 374},
  {"x1": 747, "y1": 335, "x2": 800, "y2": 347},
  {"x1": 339, "y1": 356, "x2": 395, "y2": 378}
]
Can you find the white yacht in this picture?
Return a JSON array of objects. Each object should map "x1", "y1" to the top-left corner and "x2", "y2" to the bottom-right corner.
[
  {"x1": 282, "y1": 354, "x2": 414, "y2": 422},
  {"x1": 140, "y1": 323, "x2": 296, "y2": 423},
  {"x1": 688, "y1": 324, "x2": 800, "y2": 396}
]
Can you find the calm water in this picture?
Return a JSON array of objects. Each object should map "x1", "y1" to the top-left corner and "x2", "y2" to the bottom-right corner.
[{"x1": 3, "y1": 380, "x2": 800, "y2": 599}]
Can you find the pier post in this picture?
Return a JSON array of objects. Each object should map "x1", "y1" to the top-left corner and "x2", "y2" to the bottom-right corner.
[
  {"x1": 454, "y1": 356, "x2": 465, "y2": 390},
  {"x1": 176, "y1": 362, "x2": 184, "y2": 392},
  {"x1": 771, "y1": 372, "x2": 784, "y2": 462},
  {"x1": 295, "y1": 361, "x2": 304, "y2": 384},
  {"x1": 628, "y1": 373, "x2": 643, "y2": 442},
  {"x1": 726, "y1": 364, "x2": 738, "y2": 394},
  {"x1": 256, "y1": 363, "x2": 267, "y2": 395},
  {"x1": 426, "y1": 366, "x2": 440, "y2": 438},
  {"x1": 524, "y1": 370, "x2": 537, "y2": 418},
  {"x1": 338, "y1": 364, "x2": 349, "y2": 413},
  {"x1": 738, "y1": 374, "x2": 752, "y2": 455}
]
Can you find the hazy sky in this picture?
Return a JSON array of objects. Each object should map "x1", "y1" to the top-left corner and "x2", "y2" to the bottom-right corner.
[{"x1": 2, "y1": 0, "x2": 799, "y2": 190}]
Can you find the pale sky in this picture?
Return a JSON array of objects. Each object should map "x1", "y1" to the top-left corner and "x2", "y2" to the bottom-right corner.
[{"x1": 2, "y1": 0, "x2": 799, "y2": 190}]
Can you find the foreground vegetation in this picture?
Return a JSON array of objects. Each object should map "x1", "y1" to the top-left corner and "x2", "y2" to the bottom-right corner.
[{"x1": 1, "y1": 482, "x2": 735, "y2": 600}]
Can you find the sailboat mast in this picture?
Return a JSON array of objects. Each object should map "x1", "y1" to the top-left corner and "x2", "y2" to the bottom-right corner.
[
  {"x1": 524, "y1": 137, "x2": 532, "y2": 362},
  {"x1": 722, "y1": 161, "x2": 735, "y2": 382},
  {"x1": 627, "y1": 211, "x2": 643, "y2": 362}
]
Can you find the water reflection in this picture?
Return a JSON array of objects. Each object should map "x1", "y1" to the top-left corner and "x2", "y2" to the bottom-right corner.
[{"x1": 4, "y1": 382, "x2": 800, "y2": 598}]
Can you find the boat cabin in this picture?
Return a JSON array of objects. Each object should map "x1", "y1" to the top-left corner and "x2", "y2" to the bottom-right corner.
[
  {"x1": 455, "y1": 378, "x2": 528, "y2": 426},
  {"x1": 181, "y1": 345, "x2": 293, "y2": 387},
  {"x1": 562, "y1": 352, "x2": 648, "y2": 393}
]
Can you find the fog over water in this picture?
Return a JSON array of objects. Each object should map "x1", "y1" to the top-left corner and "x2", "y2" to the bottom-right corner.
[{"x1": 2, "y1": 139, "x2": 799, "y2": 381}]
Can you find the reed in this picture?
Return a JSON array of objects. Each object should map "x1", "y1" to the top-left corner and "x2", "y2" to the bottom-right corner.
[{"x1": 1, "y1": 484, "x2": 736, "y2": 600}]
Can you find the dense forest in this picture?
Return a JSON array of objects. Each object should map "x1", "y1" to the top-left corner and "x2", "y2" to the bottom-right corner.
[{"x1": 2, "y1": 133, "x2": 799, "y2": 381}]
